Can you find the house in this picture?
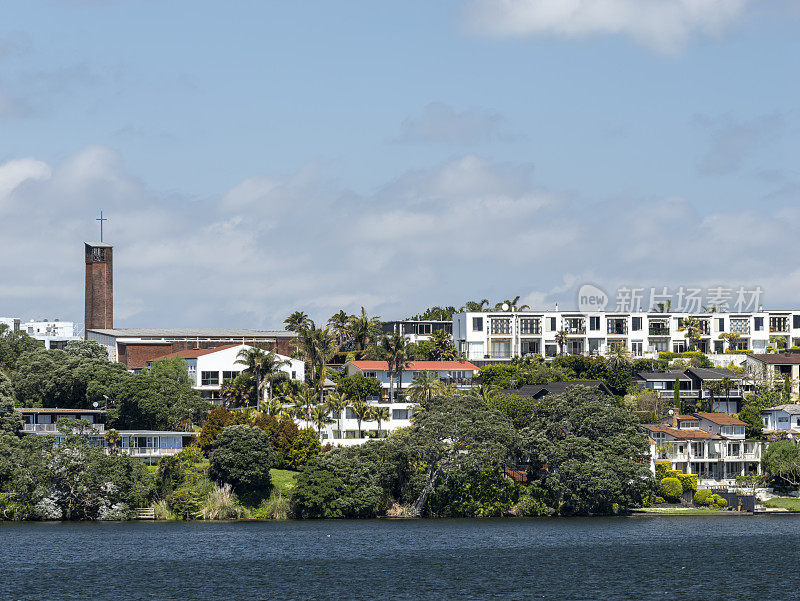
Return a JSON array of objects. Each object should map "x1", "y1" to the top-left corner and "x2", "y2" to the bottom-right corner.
[
  {"x1": 760, "y1": 404, "x2": 800, "y2": 434},
  {"x1": 632, "y1": 369, "x2": 744, "y2": 413},
  {"x1": 328, "y1": 360, "x2": 479, "y2": 444},
  {"x1": 745, "y1": 352, "x2": 800, "y2": 398},
  {"x1": 451, "y1": 309, "x2": 799, "y2": 363},
  {"x1": 15, "y1": 407, "x2": 197, "y2": 463},
  {"x1": 86, "y1": 328, "x2": 297, "y2": 370},
  {"x1": 643, "y1": 412, "x2": 763, "y2": 483},
  {"x1": 21, "y1": 319, "x2": 80, "y2": 350},
  {"x1": 145, "y1": 344, "x2": 304, "y2": 404},
  {"x1": 381, "y1": 320, "x2": 452, "y2": 344},
  {"x1": 496, "y1": 380, "x2": 612, "y2": 399}
]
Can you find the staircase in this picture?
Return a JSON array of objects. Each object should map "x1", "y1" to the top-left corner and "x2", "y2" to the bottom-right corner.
[{"x1": 133, "y1": 507, "x2": 156, "y2": 520}]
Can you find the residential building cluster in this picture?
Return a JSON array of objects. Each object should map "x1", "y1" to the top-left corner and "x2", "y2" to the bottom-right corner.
[{"x1": 1, "y1": 317, "x2": 80, "y2": 349}]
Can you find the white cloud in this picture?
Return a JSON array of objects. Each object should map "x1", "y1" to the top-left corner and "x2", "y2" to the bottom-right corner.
[
  {"x1": 463, "y1": 0, "x2": 750, "y2": 54},
  {"x1": 1, "y1": 146, "x2": 798, "y2": 329}
]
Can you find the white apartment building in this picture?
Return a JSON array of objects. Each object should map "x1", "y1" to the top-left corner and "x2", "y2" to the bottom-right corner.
[
  {"x1": 327, "y1": 360, "x2": 479, "y2": 444},
  {"x1": 453, "y1": 310, "x2": 799, "y2": 363},
  {"x1": 0, "y1": 317, "x2": 21, "y2": 332},
  {"x1": 1, "y1": 318, "x2": 80, "y2": 349},
  {"x1": 381, "y1": 320, "x2": 452, "y2": 344},
  {"x1": 146, "y1": 344, "x2": 304, "y2": 404},
  {"x1": 643, "y1": 412, "x2": 764, "y2": 483}
]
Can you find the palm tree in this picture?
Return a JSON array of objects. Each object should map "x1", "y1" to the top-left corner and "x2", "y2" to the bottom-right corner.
[
  {"x1": 295, "y1": 323, "x2": 337, "y2": 402},
  {"x1": 460, "y1": 299, "x2": 490, "y2": 311},
  {"x1": 326, "y1": 390, "x2": 350, "y2": 440},
  {"x1": 679, "y1": 316, "x2": 702, "y2": 350},
  {"x1": 349, "y1": 399, "x2": 373, "y2": 438},
  {"x1": 719, "y1": 332, "x2": 741, "y2": 352},
  {"x1": 705, "y1": 380, "x2": 721, "y2": 412},
  {"x1": 327, "y1": 310, "x2": 351, "y2": 346},
  {"x1": 347, "y1": 306, "x2": 381, "y2": 352},
  {"x1": 720, "y1": 376, "x2": 735, "y2": 411},
  {"x1": 656, "y1": 299, "x2": 672, "y2": 313},
  {"x1": 467, "y1": 382, "x2": 498, "y2": 404},
  {"x1": 431, "y1": 329, "x2": 457, "y2": 361},
  {"x1": 372, "y1": 406, "x2": 390, "y2": 437},
  {"x1": 235, "y1": 347, "x2": 289, "y2": 406},
  {"x1": 310, "y1": 404, "x2": 334, "y2": 439},
  {"x1": 380, "y1": 333, "x2": 412, "y2": 404},
  {"x1": 554, "y1": 329, "x2": 568, "y2": 356},
  {"x1": 220, "y1": 378, "x2": 253, "y2": 409},
  {"x1": 105, "y1": 429, "x2": 121, "y2": 455},
  {"x1": 291, "y1": 386, "x2": 316, "y2": 429},
  {"x1": 284, "y1": 311, "x2": 312, "y2": 332},
  {"x1": 407, "y1": 371, "x2": 445, "y2": 404},
  {"x1": 604, "y1": 343, "x2": 631, "y2": 369}
]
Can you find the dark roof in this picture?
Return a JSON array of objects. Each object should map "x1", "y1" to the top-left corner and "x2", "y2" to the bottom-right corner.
[
  {"x1": 748, "y1": 353, "x2": 800, "y2": 365},
  {"x1": 635, "y1": 371, "x2": 691, "y2": 381},
  {"x1": 686, "y1": 367, "x2": 742, "y2": 381},
  {"x1": 498, "y1": 380, "x2": 612, "y2": 398}
]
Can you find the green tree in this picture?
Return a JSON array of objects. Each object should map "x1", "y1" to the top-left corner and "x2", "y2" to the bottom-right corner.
[
  {"x1": 285, "y1": 428, "x2": 322, "y2": 470},
  {"x1": 0, "y1": 372, "x2": 23, "y2": 435},
  {"x1": 197, "y1": 406, "x2": 232, "y2": 454},
  {"x1": 349, "y1": 399, "x2": 373, "y2": 438},
  {"x1": 762, "y1": 440, "x2": 800, "y2": 486},
  {"x1": 327, "y1": 310, "x2": 351, "y2": 346},
  {"x1": 406, "y1": 370, "x2": 445, "y2": 403},
  {"x1": 326, "y1": 390, "x2": 350, "y2": 440},
  {"x1": 347, "y1": 307, "x2": 381, "y2": 353},
  {"x1": 554, "y1": 329, "x2": 568, "y2": 356},
  {"x1": 284, "y1": 311, "x2": 312, "y2": 332},
  {"x1": 430, "y1": 329, "x2": 458, "y2": 361},
  {"x1": 488, "y1": 392, "x2": 536, "y2": 430},
  {"x1": 372, "y1": 406, "x2": 390, "y2": 436},
  {"x1": 380, "y1": 333, "x2": 411, "y2": 404},
  {"x1": 719, "y1": 332, "x2": 741, "y2": 352},
  {"x1": 336, "y1": 373, "x2": 381, "y2": 404},
  {"x1": 310, "y1": 404, "x2": 334, "y2": 438},
  {"x1": 679, "y1": 316, "x2": 702, "y2": 350},
  {"x1": 208, "y1": 425, "x2": 276, "y2": 504},
  {"x1": 235, "y1": 347, "x2": 289, "y2": 407},
  {"x1": 406, "y1": 394, "x2": 518, "y2": 516},
  {"x1": 522, "y1": 386, "x2": 654, "y2": 514}
]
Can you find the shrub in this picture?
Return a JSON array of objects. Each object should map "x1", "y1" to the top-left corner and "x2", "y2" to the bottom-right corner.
[
  {"x1": 693, "y1": 489, "x2": 713, "y2": 506},
  {"x1": 655, "y1": 462, "x2": 678, "y2": 481},
  {"x1": 198, "y1": 484, "x2": 250, "y2": 520},
  {"x1": 285, "y1": 428, "x2": 321, "y2": 470},
  {"x1": 252, "y1": 490, "x2": 290, "y2": 520},
  {"x1": 677, "y1": 473, "x2": 698, "y2": 493},
  {"x1": 654, "y1": 496, "x2": 665, "y2": 504},
  {"x1": 208, "y1": 425, "x2": 277, "y2": 505},
  {"x1": 515, "y1": 485, "x2": 550, "y2": 517},
  {"x1": 488, "y1": 393, "x2": 537, "y2": 430},
  {"x1": 710, "y1": 494, "x2": 728, "y2": 509},
  {"x1": 659, "y1": 477, "x2": 683, "y2": 502}
]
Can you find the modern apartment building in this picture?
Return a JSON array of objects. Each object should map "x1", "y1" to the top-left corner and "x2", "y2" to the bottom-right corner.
[
  {"x1": 381, "y1": 320, "x2": 452, "y2": 344},
  {"x1": 453, "y1": 310, "x2": 800, "y2": 363}
]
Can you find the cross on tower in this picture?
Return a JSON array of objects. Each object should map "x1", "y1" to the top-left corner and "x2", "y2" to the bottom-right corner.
[{"x1": 96, "y1": 210, "x2": 108, "y2": 242}]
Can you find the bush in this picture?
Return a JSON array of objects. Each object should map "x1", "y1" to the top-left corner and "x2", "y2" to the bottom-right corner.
[
  {"x1": 711, "y1": 494, "x2": 728, "y2": 509},
  {"x1": 285, "y1": 428, "x2": 321, "y2": 470},
  {"x1": 659, "y1": 477, "x2": 683, "y2": 502},
  {"x1": 198, "y1": 483, "x2": 249, "y2": 520},
  {"x1": 693, "y1": 489, "x2": 713, "y2": 506},
  {"x1": 208, "y1": 425, "x2": 276, "y2": 504},
  {"x1": 654, "y1": 496, "x2": 665, "y2": 504},
  {"x1": 655, "y1": 462, "x2": 678, "y2": 481},
  {"x1": 677, "y1": 473, "x2": 698, "y2": 493},
  {"x1": 515, "y1": 485, "x2": 550, "y2": 517},
  {"x1": 252, "y1": 491, "x2": 290, "y2": 520}
]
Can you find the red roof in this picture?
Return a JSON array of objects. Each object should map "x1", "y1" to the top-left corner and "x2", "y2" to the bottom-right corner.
[
  {"x1": 347, "y1": 360, "x2": 479, "y2": 371},
  {"x1": 148, "y1": 344, "x2": 240, "y2": 362}
]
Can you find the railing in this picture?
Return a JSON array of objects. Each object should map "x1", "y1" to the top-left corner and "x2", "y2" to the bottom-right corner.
[
  {"x1": 439, "y1": 377, "x2": 474, "y2": 386},
  {"x1": 121, "y1": 447, "x2": 183, "y2": 457},
  {"x1": 607, "y1": 324, "x2": 628, "y2": 335},
  {"x1": 23, "y1": 423, "x2": 105, "y2": 433},
  {"x1": 565, "y1": 327, "x2": 586, "y2": 334},
  {"x1": 649, "y1": 327, "x2": 670, "y2": 336}
]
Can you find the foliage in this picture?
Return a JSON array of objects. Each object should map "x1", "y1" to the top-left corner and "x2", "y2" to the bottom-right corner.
[
  {"x1": 408, "y1": 306, "x2": 457, "y2": 321},
  {"x1": 693, "y1": 489, "x2": 713, "y2": 506},
  {"x1": 488, "y1": 393, "x2": 537, "y2": 430},
  {"x1": 252, "y1": 490, "x2": 290, "y2": 520},
  {"x1": 285, "y1": 428, "x2": 321, "y2": 471},
  {"x1": 0, "y1": 325, "x2": 41, "y2": 372},
  {"x1": 657, "y1": 352, "x2": 713, "y2": 367},
  {"x1": 659, "y1": 477, "x2": 683, "y2": 502},
  {"x1": 522, "y1": 387, "x2": 655, "y2": 515},
  {"x1": 623, "y1": 387, "x2": 669, "y2": 423},
  {"x1": 514, "y1": 484, "x2": 551, "y2": 516},
  {"x1": 710, "y1": 494, "x2": 728, "y2": 509},
  {"x1": 335, "y1": 373, "x2": 381, "y2": 404},
  {"x1": 655, "y1": 462, "x2": 676, "y2": 481},
  {"x1": 428, "y1": 464, "x2": 519, "y2": 517},
  {"x1": 197, "y1": 484, "x2": 250, "y2": 520},
  {"x1": 197, "y1": 406, "x2": 232, "y2": 454},
  {"x1": 676, "y1": 473, "x2": 697, "y2": 493},
  {"x1": 208, "y1": 425, "x2": 276, "y2": 504},
  {"x1": 737, "y1": 405, "x2": 765, "y2": 439},
  {"x1": 0, "y1": 373, "x2": 23, "y2": 435},
  {"x1": 762, "y1": 440, "x2": 800, "y2": 486}
]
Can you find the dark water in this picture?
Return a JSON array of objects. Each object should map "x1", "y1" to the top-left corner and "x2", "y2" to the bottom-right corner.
[{"x1": 2, "y1": 516, "x2": 799, "y2": 600}]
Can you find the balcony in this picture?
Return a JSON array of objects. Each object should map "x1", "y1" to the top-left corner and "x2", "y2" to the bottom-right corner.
[
  {"x1": 565, "y1": 326, "x2": 586, "y2": 335},
  {"x1": 439, "y1": 377, "x2": 474, "y2": 387},
  {"x1": 23, "y1": 423, "x2": 105, "y2": 433},
  {"x1": 120, "y1": 447, "x2": 183, "y2": 458},
  {"x1": 648, "y1": 326, "x2": 670, "y2": 336}
]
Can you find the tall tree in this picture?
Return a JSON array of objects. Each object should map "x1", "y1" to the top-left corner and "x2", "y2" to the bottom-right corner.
[
  {"x1": 326, "y1": 390, "x2": 350, "y2": 440},
  {"x1": 284, "y1": 311, "x2": 312, "y2": 332},
  {"x1": 347, "y1": 307, "x2": 381, "y2": 353},
  {"x1": 407, "y1": 370, "x2": 445, "y2": 404},
  {"x1": 555, "y1": 330, "x2": 568, "y2": 356},
  {"x1": 349, "y1": 399, "x2": 373, "y2": 438},
  {"x1": 310, "y1": 404, "x2": 334, "y2": 439},
  {"x1": 235, "y1": 347, "x2": 289, "y2": 407},
  {"x1": 327, "y1": 310, "x2": 351, "y2": 346},
  {"x1": 679, "y1": 316, "x2": 702, "y2": 350},
  {"x1": 380, "y1": 333, "x2": 411, "y2": 404}
]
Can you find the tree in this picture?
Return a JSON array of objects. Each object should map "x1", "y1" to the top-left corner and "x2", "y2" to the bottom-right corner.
[
  {"x1": 674, "y1": 376, "x2": 681, "y2": 410},
  {"x1": 285, "y1": 428, "x2": 322, "y2": 470},
  {"x1": 197, "y1": 406, "x2": 232, "y2": 454},
  {"x1": 347, "y1": 307, "x2": 381, "y2": 353},
  {"x1": 284, "y1": 311, "x2": 312, "y2": 332},
  {"x1": 719, "y1": 376, "x2": 736, "y2": 410},
  {"x1": 488, "y1": 392, "x2": 536, "y2": 430},
  {"x1": 554, "y1": 330, "x2": 568, "y2": 356},
  {"x1": 679, "y1": 316, "x2": 702, "y2": 350},
  {"x1": 336, "y1": 373, "x2": 381, "y2": 404},
  {"x1": 522, "y1": 386, "x2": 654, "y2": 514},
  {"x1": 406, "y1": 370, "x2": 444, "y2": 404},
  {"x1": 208, "y1": 425, "x2": 276, "y2": 504},
  {"x1": 295, "y1": 323, "x2": 337, "y2": 403},
  {"x1": 235, "y1": 347, "x2": 289, "y2": 407},
  {"x1": 0, "y1": 372, "x2": 22, "y2": 435},
  {"x1": 0, "y1": 325, "x2": 40, "y2": 372},
  {"x1": 719, "y1": 332, "x2": 741, "y2": 352},
  {"x1": 406, "y1": 393, "x2": 518, "y2": 516},
  {"x1": 736, "y1": 405, "x2": 764, "y2": 439},
  {"x1": 430, "y1": 329, "x2": 458, "y2": 361},
  {"x1": 310, "y1": 404, "x2": 334, "y2": 438},
  {"x1": 460, "y1": 299, "x2": 490, "y2": 312},
  {"x1": 219, "y1": 373, "x2": 255, "y2": 409},
  {"x1": 327, "y1": 310, "x2": 351, "y2": 346},
  {"x1": 467, "y1": 382, "x2": 499, "y2": 405},
  {"x1": 349, "y1": 399, "x2": 373, "y2": 438},
  {"x1": 326, "y1": 390, "x2": 350, "y2": 440},
  {"x1": 762, "y1": 440, "x2": 800, "y2": 486},
  {"x1": 291, "y1": 386, "x2": 317, "y2": 429},
  {"x1": 380, "y1": 333, "x2": 410, "y2": 405},
  {"x1": 372, "y1": 406, "x2": 390, "y2": 436},
  {"x1": 604, "y1": 343, "x2": 631, "y2": 370}
]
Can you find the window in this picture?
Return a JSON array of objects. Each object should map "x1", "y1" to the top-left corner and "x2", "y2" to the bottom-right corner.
[
  {"x1": 778, "y1": 416, "x2": 789, "y2": 423},
  {"x1": 548, "y1": 317, "x2": 556, "y2": 331},
  {"x1": 490, "y1": 318, "x2": 511, "y2": 335},
  {"x1": 727, "y1": 443, "x2": 740, "y2": 456},
  {"x1": 676, "y1": 317, "x2": 684, "y2": 328},
  {"x1": 472, "y1": 317, "x2": 483, "y2": 332},
  {"x1": 754, "y1": 317, "x2": 764, "y2": 331},
  {"x1": 718, "y1": 318, "x2": 725, "y2": 331},
  {"x1": 589, "y1": 316, "x2": 600, "y2": 331},
  {"x1": 607, "y1": 317, "x2": 627, "y2": 335},
  {"x1": 346, "y1": 408, "x2": 358, "y2": 419},
  {"x1": 491, "y1": 341, "x2": 511, "y2": 358},
  {"x1": 519, "y1": 318, "x2": 540, "y2": 334},
  {"x1": 770, "y1": 316, "x2": 789, "y2": 333},
  {"x1": 392, "y1": 409, "x2": 409, "y2": 420},
  {"x1": 221, "y1": 371, "x2": 239, "y2": 382},
  {"x1": 632, "y1": 341, "x2": 643, "y2": 356},
  {"x1": 201, "y1": 371, "x2": 219, "y2": 386},
  {"x1": 730, "y1": 318, "x2": 749, "y2": 334},
  {"x1": 651, "y1": 340, "x2": 668, "y2": 352},
  {"x1": 364, "y1": 371, "x2": 377, "y2": 379},
  {"x1": 291, "y1": 371, "x2": 297, "y2": 380},
  {"x1": 418, "y1": 323, "x2": 432, "y2": 335},
  {"x1": 632, "y1": 317, "x2": 642, "y2": 331},
  {"x1": 673, "y1": 342, "x2": 686, "y2": 352},
  {"x1": 794, "y1": 315, "x2": 800, "y2": 329}
]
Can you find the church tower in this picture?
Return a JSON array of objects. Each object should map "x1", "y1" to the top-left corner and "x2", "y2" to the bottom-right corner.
[{"x1": 84, "y1": 212, "x2": 113, "y2": 338}]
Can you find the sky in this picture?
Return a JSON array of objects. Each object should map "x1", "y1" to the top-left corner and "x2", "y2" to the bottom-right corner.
[{"x1": 1, "y1": 0, "x2": 798, "y2": 330}]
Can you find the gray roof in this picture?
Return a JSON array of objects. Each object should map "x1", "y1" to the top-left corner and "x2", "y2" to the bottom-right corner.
[
  {"x1": 116, "y1": 430, "x2": 198, "y2": 436},
  {"x1": 84, "y1": 242, "x2": 113, "y2": 248},
  {"x1": 763, "y1": 404, "x2": 800, "y2": 414},
  {"x1": 498, "y1": 380, "x2": 611, "y2": 398},
  {"x1": 686, "y1": 367, "x2": 742, "y2": 380},
  {"x1": 635, "y1": 371, "x2": 692, "y2": 381},
  {"x1": 88, "y1": 328, "x2": 296, "y2": 339}
]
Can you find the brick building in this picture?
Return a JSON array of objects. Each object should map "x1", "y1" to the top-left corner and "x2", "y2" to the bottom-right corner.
[
  {"x1": 86, "y1": 328, "x2": 298, "y2": 370},
  {"x1": 84, "y1": 242, "x2": 113, "y2": 336}
]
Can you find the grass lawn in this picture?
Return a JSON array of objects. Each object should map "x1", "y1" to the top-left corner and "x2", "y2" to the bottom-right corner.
[
  {"x1": 270, "y1": 469, "x2": 299, "y2": 495},
  {"x1": 764, "y1": 497, "x2": 800, "y2": 510}
]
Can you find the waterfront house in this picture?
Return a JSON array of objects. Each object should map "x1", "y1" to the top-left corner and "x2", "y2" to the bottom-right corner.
[
  {"x1": 760, "y1": 404, "x2": 800, "y2": 435},
  {"x1": 632, "y1": 368, "x2": 744, "y2": 413}
]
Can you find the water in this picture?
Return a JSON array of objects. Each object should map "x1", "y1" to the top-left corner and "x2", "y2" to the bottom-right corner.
[{"x1": 2, "y1": 516, "x2": 799, "y2": 600}]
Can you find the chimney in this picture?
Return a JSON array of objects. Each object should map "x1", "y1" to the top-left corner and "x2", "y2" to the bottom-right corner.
[{"x1": 671, "y1": 408, "x2": 679, "y2": 428}]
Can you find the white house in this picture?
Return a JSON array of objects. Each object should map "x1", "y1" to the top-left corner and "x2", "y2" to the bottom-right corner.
[
  {"x1": 323, "y1": 360, "x2": 479, "y2": 445},
  {"x1": 643, "y1": 412, "x2": 764, "y2": 483},
  {"x1": 452, "y1": 309, "x2": 797, "y2": 363},
  {"x1": 146, "y1": 344, "x2": 304, "y2": 404},
  {"x1": 760, "y1": 404, "x2": 800, "y2": 434},
  {"x1": 18, "y1": 319, "x2": 80, "y2": 350},
  {"x1": 380, "y1": 320, "x2": 452, "y2": 344}
]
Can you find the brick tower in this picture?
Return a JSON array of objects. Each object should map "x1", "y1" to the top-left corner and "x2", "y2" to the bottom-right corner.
[{"x1": 84, "y1": 241, "x2": 113, "y2": 338}]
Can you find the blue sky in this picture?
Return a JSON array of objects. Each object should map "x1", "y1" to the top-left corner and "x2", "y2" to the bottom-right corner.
[{"x1": 1, "y1": 1, "x2": 798, "y2": 329}]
